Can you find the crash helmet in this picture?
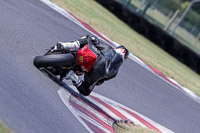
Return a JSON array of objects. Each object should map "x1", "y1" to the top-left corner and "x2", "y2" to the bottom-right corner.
[{"x1": 114, "y1": 45, "x2": 129, "y2": 61}]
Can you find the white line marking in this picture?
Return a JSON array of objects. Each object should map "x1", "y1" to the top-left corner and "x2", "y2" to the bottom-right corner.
[
  {"x1": 86, "y1": 96, "x2": 121, "y2": 120},
  {"x1": 58, "y1": 88, "x2": 93, "y2": 133},
  {"x1": 103, "y1": 99, "x2": 147, "y2": 128},
  {"x1": 75, "y1": 109, "x2": 112, "y2": 133},
  {"x1": 58, "y1": 87, "x2": 174, "y2": 133},
  {"x1": 70, "y1": 94, "x2": 113, "y2": 127},
  {"x1": 92, "y1": 92, "x2": 174, "y2": 133}
]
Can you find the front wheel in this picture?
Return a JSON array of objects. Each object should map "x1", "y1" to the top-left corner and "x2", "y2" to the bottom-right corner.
[{"x1": 33, "y1": 54, "x2": 75, "y2": 68}]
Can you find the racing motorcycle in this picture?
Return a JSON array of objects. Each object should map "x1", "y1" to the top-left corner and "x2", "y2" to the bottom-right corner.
[{"x1": 33, "y1": 38, "x2": 97, "y2": 81}]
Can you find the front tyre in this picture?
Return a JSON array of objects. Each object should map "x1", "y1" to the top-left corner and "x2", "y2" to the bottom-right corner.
[{"x1": 33, "y1": 54, "x2": 74, "y2": 68}]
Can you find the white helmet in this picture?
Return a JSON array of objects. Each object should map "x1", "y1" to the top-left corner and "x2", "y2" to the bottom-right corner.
[{"x1": 115, "y1": 46, "x2": 129, "y2": 61}]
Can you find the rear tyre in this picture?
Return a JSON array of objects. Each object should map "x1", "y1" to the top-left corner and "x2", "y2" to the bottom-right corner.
[{"x1": 33, "y1": 54, "x2": 74, "y2": 68}]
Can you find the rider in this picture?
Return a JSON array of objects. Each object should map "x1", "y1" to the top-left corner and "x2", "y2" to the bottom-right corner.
[{"x1": 54, "y1": 35, "x2": 129, "y2": 96}]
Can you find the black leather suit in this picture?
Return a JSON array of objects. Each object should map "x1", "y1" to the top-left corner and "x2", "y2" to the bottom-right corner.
[{"x1": 76, "y1": 36, "x2": 123, "y2": 96}]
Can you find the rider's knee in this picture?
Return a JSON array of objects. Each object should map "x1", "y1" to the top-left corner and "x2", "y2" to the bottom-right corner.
[{"x1": 77, "y1": 85, "x2": 92, "y2": 96}]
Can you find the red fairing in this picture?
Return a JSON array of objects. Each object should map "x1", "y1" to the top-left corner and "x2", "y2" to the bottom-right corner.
[{"x1": 77, "y1": 45, "x2": 96, "y2": 72}]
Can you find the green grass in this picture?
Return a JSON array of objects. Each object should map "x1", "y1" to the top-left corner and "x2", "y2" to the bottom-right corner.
[
  {"x1": 0, "y1": 121, "x2": 13, "y2": 133},
  {"x1": 50, "y1": 0, "x2": 200, "y2": 97}
]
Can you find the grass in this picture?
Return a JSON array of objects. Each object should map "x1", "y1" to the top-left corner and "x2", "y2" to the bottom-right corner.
[
  {"x1": 0, "y1": 121, "x2": 13, "y2": 133},
  {"x1": 114, "y1": 122, "x2": 159, "y2": 133},
  {"x1": 50, "y1": 0, "x2": 200, "y2": 97}
]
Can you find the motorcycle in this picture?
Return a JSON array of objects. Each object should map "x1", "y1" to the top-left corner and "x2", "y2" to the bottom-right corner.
[{"x1": 33, "y1": 38, "x2": 98, "y2": 81}]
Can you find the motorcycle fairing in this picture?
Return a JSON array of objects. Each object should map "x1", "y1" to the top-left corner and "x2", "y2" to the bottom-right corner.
[{"x1": 77, "y1": 45, "x2": 96, "y2": 72}]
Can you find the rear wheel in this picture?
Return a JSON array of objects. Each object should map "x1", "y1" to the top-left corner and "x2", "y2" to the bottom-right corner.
[{"x1": 33, "y1": 54, "x2": 74, "y2": 68}]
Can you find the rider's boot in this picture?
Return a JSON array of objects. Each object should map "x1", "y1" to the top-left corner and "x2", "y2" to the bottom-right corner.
[
  {"x1": 56, "y1": 41, "x2": 80, "y2": 51},
  {"x1": 78, "y1": 35, "x2": 100, "y2": 45},
  {"x1": 65, "y1": 70, "x2": 82, "y2": 87}
]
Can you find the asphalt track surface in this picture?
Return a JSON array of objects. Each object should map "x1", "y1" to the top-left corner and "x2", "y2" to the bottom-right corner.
[{"x1": 0, "y1": 0, "x2": 200, "y2": 133}]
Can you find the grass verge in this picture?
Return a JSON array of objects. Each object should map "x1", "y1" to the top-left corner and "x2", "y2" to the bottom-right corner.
[
  {"x1": 50, "y1": 0, "x2": 200, "y2": 97},
  {"x1": 113, "y1": 121, "x2": 159, "y2": 133},
  {"x1": 0, "y1": 121, "x2": 13, "y2": 133}
]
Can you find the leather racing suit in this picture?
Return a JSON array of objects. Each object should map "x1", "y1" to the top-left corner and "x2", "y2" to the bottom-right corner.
[{"x1": 75, "y1": 36, "x2": 124, "y2": 96}]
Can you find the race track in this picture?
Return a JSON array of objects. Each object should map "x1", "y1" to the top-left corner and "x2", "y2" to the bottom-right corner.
[{"x1": 0, "y1": 0, "x2": 200, "y2": 133}]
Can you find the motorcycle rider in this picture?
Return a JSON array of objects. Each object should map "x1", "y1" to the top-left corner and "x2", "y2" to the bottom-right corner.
[{"x1": 54, "y1": 35, "x2": 129, "y2": 96}]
